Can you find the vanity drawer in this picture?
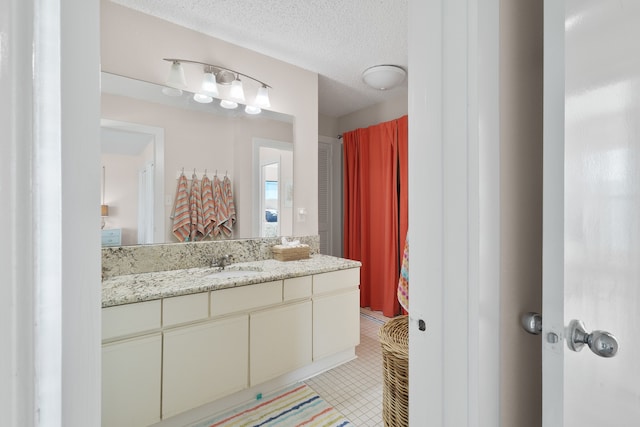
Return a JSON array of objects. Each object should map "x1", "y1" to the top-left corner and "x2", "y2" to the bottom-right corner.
[
  {"x1": 163, "y1": 293, "x2": 209, "y2": 327},
  {"x1": 313, "y1": 268, "x2": 360, "y2": 295},
  {"x1": 103, "y1": 300, "x2": 161, "y2": 341},
  {"x1": 283, "y1": 276, "x2": 312, "y2": 301},
  {"x1": 211, "y1": 281, "x2": 282, "y2": 317}
]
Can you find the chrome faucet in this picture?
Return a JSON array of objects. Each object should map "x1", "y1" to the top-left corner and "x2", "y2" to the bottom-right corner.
[{"x1": 212, "y1": 254, "x2": 232, "y2": 269}]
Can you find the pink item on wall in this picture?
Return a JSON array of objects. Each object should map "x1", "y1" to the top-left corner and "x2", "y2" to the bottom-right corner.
[
  {"x1": 201, "y1": 174, "x2": 216, "y2": 238},
  {"x1": 189, "y1": 174, "x2": 205, "y2": 241},
  {"x1": 221, "y1": 175, "x2": 236, "y2": 236},
  {"x1": 397, "y1": 235, "x2": 409, "y2": 312},
  {"x1": 212, "y1": 175, "x2": 227, "y2": 237},
  {"x1": 171, "y1": 173, "x2": 191, "y2": 242}
]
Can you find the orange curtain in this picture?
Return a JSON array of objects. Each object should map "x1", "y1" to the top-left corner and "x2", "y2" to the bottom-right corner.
[{"x1": 343, "y1": 115, "x2": 408, "y2": 317}]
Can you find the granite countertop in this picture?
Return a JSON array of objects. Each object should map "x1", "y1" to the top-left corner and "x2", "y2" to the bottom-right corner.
[{"x1": 102, "y1": 254, "x2": 361, "y2": 308}]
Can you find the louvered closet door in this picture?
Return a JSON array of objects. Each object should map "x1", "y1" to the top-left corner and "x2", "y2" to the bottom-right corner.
[{"x1": 318, "y1": 141, "x2": 332, "y2": 255}]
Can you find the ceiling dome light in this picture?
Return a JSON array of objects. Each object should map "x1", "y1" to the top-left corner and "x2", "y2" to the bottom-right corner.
[
  {"x1": 229, "y1": 76, "x2": 246, "y2": 103},
  {"x1": 362, "y1": 65, "x2": 406, "y2": 90},
  {"x1": 193, "y1": 93, "x2": 213, "y2": 103},
  {"x1": 254, "y1": 85, "x2": 271, "y2": 108},
  {"x1": 220, "y1": 99, "x2": 238, "y2": 109},
  {"x1": 245, "y1": 105, "x2": 261, "y2": 115}
]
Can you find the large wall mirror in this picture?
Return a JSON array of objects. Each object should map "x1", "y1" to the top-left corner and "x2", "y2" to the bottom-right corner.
[{"x1": 101, "y1": 72, "x2": 294, "y2": 246}]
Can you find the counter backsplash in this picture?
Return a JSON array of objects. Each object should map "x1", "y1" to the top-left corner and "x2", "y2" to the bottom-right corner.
[{"x1": 102, "y1": 235, "x2": 320, "y2": 279}]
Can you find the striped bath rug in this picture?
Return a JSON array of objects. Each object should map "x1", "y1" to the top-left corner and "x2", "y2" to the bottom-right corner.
[{"x1": 192, "y1": 383, "x2": 353, "y2": 427}]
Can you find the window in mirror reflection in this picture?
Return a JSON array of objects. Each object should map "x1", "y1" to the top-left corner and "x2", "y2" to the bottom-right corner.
[{"x1": 261, "y1": 164, "x2": 279, "y2": 237}]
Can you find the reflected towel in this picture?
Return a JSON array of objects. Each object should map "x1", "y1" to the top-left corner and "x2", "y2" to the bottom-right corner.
[
  {"x1": 397, "y1": 235, "x2": 409, "y2": 312},
  {"x1": 201, "y1": 175, "x2": 216, "y2": 238},
  {"x1": 172, "y1": 174, "x2": 191, "y2": 242},
  {"x1": 189, "y1": 174, "x2": 205, "y2": 241},
  {"x1": 221, "y1": 176, "x2": 236, "y2": 236},
  {"x1": 212, "y1": 176, "x2": 228, "y2": 237}
]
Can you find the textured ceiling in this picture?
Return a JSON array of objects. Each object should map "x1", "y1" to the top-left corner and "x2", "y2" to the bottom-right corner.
[{"x1": 111, "y1": 0, "x2": 408, "y2": 118}]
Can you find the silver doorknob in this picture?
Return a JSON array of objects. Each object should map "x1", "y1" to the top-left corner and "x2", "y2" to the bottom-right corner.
[
  {"x1": 567, "y1": 319, "x2": 619, "y2": 358},
  {"x1": 521, "y1": 312, "x2": 542, "y2": 335}
]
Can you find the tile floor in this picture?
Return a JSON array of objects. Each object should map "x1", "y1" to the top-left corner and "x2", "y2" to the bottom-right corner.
[{"x1": 304, "y1": 308, "x2": 391, "y2": 427}]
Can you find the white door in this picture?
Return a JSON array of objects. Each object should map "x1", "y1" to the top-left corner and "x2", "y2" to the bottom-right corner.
[{"x1": 543, "y1": 1, "x2": 640, "y2": 425}]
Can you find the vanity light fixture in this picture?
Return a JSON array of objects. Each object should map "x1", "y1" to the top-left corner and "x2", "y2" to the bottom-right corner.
[
  {"x1": 229, "y1": 75, "x2": 246, "y2": 103},
  {"x1": 162, "y1": 58, "x2": 271, "y2": 113},
  {"x1": 255, "y1": 85, "x2": 271, "y2": 108}
]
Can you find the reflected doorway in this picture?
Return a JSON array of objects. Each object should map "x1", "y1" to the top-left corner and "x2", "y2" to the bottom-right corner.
[
  {"x1": 100, "y1": 120, "x2": 165, "y2": 245},
  {"x1": 261, "y1": 163, "x2": 280, "y2": 237},
  {"x1": 253, "y1": 138, "x2": 293, "y2": 238}
]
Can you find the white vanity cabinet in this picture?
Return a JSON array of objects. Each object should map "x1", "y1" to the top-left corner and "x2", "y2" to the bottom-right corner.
[
  {"x1": 250, "y1": 300, "x2": 312, "y2": 385},
  {"x1": 162, "y1": 315, "x2": 249, "y2": 418},
  {"x1": 101, "y1": 301, "x2": 162, "y2": 427},
  {"x1": 312, "y1": 268, "x2": 361, "y2": 360},
  {"x1": 101, "y1": 266, "x2": 360, "y2": 424}
]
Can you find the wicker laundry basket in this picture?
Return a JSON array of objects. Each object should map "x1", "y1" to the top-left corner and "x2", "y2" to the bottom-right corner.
[{"x1": 378, "y1": 315, "x2": 409, "y2": 427}]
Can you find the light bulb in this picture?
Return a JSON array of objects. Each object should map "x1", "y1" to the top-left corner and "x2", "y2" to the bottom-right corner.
[
  {"x1": 255, "y1": 85, "x2": 270, "y2": 108},
  {"x1": 201, "y1": 71, "x2": 219, "y2": 97},
  {"x1": 245, "y1": 105, "x2": 261, "y2": 115},
  {"x1": 194, "y1": 93, "x2": 213, "y2": 103},
  {"x1": 220, "y1": 99, "x2": 238, "y2": 109},
  {"x1": 166, "y1": 61, "x2": 187, "y2": 88},
  {"x1": 229, "y1": 77, "x2": 245, "y2": 103}
]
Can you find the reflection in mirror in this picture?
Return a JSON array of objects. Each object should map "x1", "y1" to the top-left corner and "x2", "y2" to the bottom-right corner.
[
  {"x1": 253, "y1": 138, "x2": 293, "y2": 238},
  {"x1": 100, "y1": 120, "x2": 165, "y2": 246},
  {"x1": 262, "y1": 164, "x2": 279, "y2": 237},
  {"x1": 100, "y1": 72, "x2": 294, "y2": 245}
]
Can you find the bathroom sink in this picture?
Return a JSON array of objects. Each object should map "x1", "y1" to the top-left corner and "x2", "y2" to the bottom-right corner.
[{"x1": 201, "y1": 268, "x2": 263, "y2": 280}]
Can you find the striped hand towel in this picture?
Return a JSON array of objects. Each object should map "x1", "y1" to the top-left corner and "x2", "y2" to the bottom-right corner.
[
  {"x1": 172, "y1": 174, "x2": 191, "y2": 242},
  {"x1": 201, "y1": 175, "x2": 216, "y2": 238},
  {"x1": 189, "y1": 174, "x2": 205, "y2": 241},
  {"x1": 212, "y1": 176, "x2": 228, "y2": 237},
  {"x1": 221, "y1": 175, "x2": 236, "y2": 236}
]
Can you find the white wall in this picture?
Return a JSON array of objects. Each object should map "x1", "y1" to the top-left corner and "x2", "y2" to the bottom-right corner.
[
  {"x1": 101, "y1": 0, "x2": 318, "y2": 237},
  {"x1": 337, "y1": 93, "x2": 408, "y2": 135},
  {"x1": 318, "y1": 113, "x2": 339, "y2": 138}
]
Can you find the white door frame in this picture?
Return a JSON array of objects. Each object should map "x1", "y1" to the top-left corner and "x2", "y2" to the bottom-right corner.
[
  {"x1": 1, "y1": 0, "x2": 101, "y2": 425},
  {"x1": 541, "y1": 0, "x2": 566, "y2": 424},
  {"x1": 408, "y1": 0, "x2": 501, "y2": 425}
]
